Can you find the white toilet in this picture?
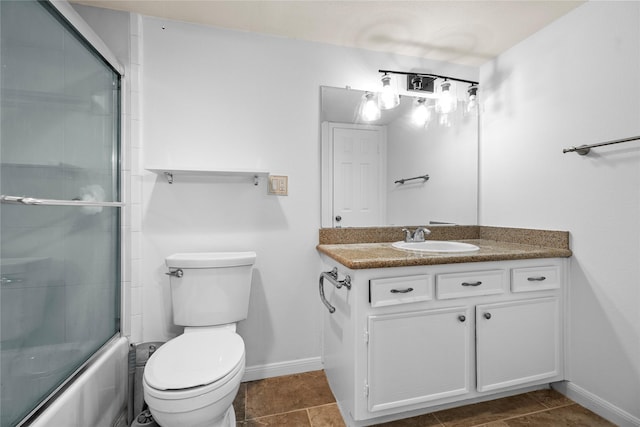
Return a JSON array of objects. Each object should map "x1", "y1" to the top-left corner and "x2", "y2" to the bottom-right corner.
[{"x1": 143, "y1": 251, "x2": 256, "y2": 427}]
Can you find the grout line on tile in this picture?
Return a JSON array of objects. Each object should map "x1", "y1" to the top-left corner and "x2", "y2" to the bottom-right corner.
[
  {"x1": 245, "y1": 407, "x2": 316, "y2": 422},
  {"x1": 244, "y1": 384, "x2": 248, "y2": 422},
  {"x1": 526, "y1": 389, "x2": 576, "y2": 409},
  {"x1": 431, "y1": 412, "x2": 446, "y2": 426},
  {"x1": 305, "y1": 408, "x2": 313, "y2": 426},
  {"x1": 488, "y1": 403, "x2": 579, "y2": 424},
  {"x1": 307, "y1": 402, "x2": 340, "y2": 410}
]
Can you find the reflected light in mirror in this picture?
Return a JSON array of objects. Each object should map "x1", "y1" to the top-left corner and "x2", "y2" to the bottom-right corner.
[
  {"x1": 411, "y1": 98, "x2": 432, "y2": 127},
  {"x1": 379, "y1": 73, "x2": 400, "y2": 110},
  {"x1": 361, "y1": 92, "x2": 381, "y2": 122}
]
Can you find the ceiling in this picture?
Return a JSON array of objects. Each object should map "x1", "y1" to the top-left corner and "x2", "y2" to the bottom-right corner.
[{"x1": 70, "y1": 0, "x2": 585, "y2": 66}]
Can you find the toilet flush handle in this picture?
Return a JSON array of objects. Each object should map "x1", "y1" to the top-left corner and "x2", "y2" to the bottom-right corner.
[{"x1": 165, "y1": 269, "x2": 183, "y2": 278}]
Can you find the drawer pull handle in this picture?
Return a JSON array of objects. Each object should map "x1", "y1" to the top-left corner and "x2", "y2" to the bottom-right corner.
[
  {"x1": 390, "y1": 287, "x2": 414, "y2": 294},
  {"x1": 527, "y1": 276, "x2": 546, "y2": 281},
  {"x1": 461, "y1": 281, "x2": 482, "y2": 287}
]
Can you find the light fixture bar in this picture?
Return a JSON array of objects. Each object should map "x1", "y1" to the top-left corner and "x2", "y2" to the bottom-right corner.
[{"x1": 378, "y1": 69, "x2": 478, "y2": 86}]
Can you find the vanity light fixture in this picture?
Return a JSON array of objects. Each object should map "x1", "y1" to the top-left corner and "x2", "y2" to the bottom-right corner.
[
  {"x1": 360, "y1": 92, "x2": 381, "y2": 122},
  {"x1": 378, "y1": 69, "x2": 478, "y2": 119},
  {"x1": 379, "y1": 73, "x2": 400, "y2": 110}
]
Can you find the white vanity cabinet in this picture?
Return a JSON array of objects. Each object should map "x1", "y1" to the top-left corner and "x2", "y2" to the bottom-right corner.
[
  {"x1": 476, "y1": 296, "x2": 561, "y2": 392},
  {"x1": 367, "y1": 306, "x2": 471, "y2": 412},
  {"x1": 320, "y1": 257, "x2": 567, "y2": 426}
]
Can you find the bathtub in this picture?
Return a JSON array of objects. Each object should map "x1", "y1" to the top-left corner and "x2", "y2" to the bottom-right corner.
[{"x1": 23, "y1": 336, "x2": 129, "y2": 427}]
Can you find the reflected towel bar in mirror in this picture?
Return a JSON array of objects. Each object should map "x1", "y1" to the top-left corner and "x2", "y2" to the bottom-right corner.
[{"x1": 394, "y1": 174, "x2": 430, "y2": 184}]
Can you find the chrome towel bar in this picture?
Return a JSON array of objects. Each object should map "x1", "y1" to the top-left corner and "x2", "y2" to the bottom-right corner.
[
  {"x1": 563, "y1": 135, "x2": 640, "y2": 155},
  {"x1": 319, "y1": 267, "x2": 351, "y2": 314}
]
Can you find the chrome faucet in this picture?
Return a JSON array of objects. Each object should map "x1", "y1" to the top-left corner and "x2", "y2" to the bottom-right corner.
[{"x1": 402, "y1": 227, "x2": 431, "y2": 242}]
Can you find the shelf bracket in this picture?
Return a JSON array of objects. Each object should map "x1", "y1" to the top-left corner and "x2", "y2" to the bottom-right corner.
[{"x1": 164, "y1": 172, "x2": 174, "y2": 184}]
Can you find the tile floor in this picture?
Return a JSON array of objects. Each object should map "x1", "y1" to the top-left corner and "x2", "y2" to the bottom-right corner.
[{"x1": 234, "y1": 370, "x2": 615, "y2": 426}]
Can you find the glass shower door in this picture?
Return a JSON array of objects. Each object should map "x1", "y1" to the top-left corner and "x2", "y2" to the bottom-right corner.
[{"x1": 0, "y1": 1, "x2": 121, "y2": 425}]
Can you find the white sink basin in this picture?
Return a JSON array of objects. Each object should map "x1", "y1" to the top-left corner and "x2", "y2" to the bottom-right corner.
[{"x1": 392, "y1": 240, "x2": 480, "y2": 253}]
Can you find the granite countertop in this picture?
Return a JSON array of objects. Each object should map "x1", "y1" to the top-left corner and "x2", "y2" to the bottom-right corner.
[{"x1": 317, "y1": 234, "x2": 572, "y2": 270}]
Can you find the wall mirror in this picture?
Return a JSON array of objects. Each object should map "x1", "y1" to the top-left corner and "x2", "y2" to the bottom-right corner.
[{"x1": 320, "y1": 85, "x2": 478, "y2": 228}]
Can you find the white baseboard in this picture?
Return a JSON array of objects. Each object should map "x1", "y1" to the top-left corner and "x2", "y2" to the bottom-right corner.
[
  {"x1": 553, "y1": 381, "x2": 640, "y2": 427},
  {"x1": 242, "y1": 357, "x2": 323, "y2": 382}
]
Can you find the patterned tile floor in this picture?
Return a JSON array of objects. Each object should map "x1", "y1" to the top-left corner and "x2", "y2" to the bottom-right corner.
[{"x1": 234, "y1": 370, "x2": 615, "y2": 426}]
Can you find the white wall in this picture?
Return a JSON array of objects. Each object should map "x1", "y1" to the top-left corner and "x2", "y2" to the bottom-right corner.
[
  {"x1": 480, "y1": 1, "x2": 640, "y2": 424},
  {"x1": 140, "y1": 16, "x2": 477, "y2": 373}
]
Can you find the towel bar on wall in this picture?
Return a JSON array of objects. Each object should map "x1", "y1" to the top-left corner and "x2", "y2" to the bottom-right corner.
[{"x1": 563, "y1": 135, "x2": 640, "y2": 155}]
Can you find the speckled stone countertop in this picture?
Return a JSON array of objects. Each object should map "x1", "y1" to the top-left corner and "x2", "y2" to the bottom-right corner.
[{"x1": 317, "y1": 226, "x2": 572, "y2": 269}]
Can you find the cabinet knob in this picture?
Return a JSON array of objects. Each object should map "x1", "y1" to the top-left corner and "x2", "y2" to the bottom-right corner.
[
  {"x1": 335, "y1": 215, "x2": 342, "y2": 222},
  {"x1": 458, "y1": 315, "x2": 466, "y2": 322},
  {"x1": 484, "y1": 312, "x2": 492, "y2": 320}
]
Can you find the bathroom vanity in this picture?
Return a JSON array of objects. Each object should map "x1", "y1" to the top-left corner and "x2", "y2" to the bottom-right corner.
[{"x1": 317, "y1": 226, "x2": 572, "y2": 426}]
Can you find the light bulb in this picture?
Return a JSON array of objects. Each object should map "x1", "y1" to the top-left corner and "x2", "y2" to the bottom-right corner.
[
  {"x1": 436, "y1": 81, "x2": 457, "y2": 115},
  {"x1": 466, "y1": 84, "x2": 478, "y2": 113},
  {"x1": 411, "y1": 98, "x2": 431, "y2": 127},
  {"x1": 379, "y1": 74, "x2": 400, "y2": 110},
  {"x1": 361, "y1": 92, "x2": 381, "y2": 122}
]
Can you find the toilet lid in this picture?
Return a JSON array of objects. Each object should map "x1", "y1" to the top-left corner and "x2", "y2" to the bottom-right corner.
[{"x1": 144, "y1": 330, "x2": 244, "y2": 390}]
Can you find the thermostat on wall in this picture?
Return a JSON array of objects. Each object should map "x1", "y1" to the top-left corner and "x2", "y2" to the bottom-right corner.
[{"x1": 268, "y1": 175, "x2": 288, "y2": 196}]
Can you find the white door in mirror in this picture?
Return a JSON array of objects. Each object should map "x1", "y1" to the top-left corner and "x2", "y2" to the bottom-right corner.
[{"x1": 332, "y1": 125, "x2": 385, "y2": 227}]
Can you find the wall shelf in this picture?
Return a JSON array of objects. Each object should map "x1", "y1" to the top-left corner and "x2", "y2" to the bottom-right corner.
[{"x1": 146, "y1": 168, "x2": 270, "y2": 185}]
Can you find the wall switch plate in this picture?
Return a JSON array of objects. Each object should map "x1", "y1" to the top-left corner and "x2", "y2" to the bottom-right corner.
[{"x1": 268, "y1": 175, "x2": 288, "y2": 196}]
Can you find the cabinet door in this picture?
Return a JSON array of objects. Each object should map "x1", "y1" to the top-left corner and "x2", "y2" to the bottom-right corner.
[
  {"x1": 367, "y1": 307, "x2": 471, "y2": 412},
  {"x1": 476, "y1": 297, "x2": 560, "y2": 392}
]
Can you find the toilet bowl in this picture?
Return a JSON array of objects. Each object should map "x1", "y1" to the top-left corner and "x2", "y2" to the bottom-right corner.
[
  {"x1": 142, "y1": 251, "x2": 255, "y2": 427},
  {"x1": 143, "y1": 328, "x2": 245, "y2": 427}
]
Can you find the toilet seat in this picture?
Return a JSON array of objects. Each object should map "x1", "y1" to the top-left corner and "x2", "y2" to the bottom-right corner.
[{"x1": 144, "y1": 329, "x2": 244, "y2": 400}]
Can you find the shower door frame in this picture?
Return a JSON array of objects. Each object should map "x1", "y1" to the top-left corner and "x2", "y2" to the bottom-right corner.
[{"x1": 1, "y1": 1, "x2": 127, "y2": 425}]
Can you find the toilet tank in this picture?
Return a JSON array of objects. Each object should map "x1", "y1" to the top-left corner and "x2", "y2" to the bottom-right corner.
[{"x1": 165, "y1": 252, "x2": 256, "y2": 327}]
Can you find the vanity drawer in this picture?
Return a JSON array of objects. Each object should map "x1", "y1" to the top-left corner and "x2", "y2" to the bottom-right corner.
[
  {"x1": 370, "y1": 275, "x2": 432, "y2": 307},
  {"x1": 511, "y1": 265, "x2": 561, "y2": 292},
  {"x1": 436, "y1": 270, "x2": 506, "y2": 299}
]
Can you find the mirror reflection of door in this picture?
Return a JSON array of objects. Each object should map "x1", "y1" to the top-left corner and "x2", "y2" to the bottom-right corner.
[{"x1": 328, "y1": 123, "x2": 387, "y2": 227}]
